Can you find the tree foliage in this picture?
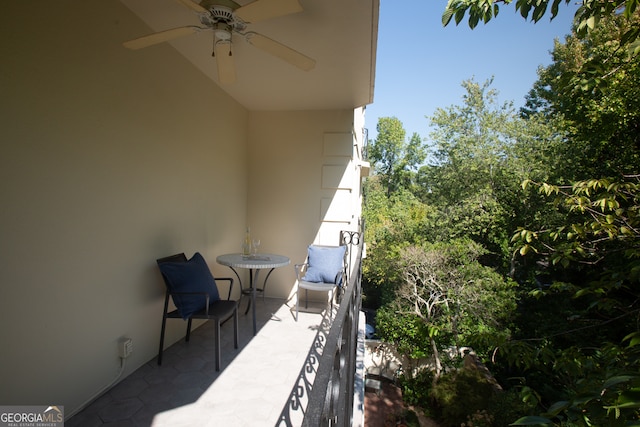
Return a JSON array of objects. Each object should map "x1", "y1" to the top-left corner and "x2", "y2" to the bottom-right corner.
[
  {"x1": 522, "y1": 12, "x2": 640, "y2": 180},
  {"x1": 363, "y1": 7, "x2": 640, "y2": 425},
  {"x1": 362, "y1": 178, "x2": 434, "y2": 308},
  {"x1": 377, "y1": 240, "x2": 517, "y2": 381},
  {"x1": 419, "y1": 78, "x2": 564, "y2": 269},
  {"x1": 369, "y1": 116, "x2": 426, "y2": 197},
  {"x1": 507, "y1": 176, "x2": 640, "y2": 426},
  {"x1": 501, "y1": 17, "x2": 640, "y2": 425},
  {"x1": 442, "y1": 0, "x2": 640, "y2": 54}
]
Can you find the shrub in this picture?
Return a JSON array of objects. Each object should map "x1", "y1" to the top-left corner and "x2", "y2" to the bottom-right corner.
[
  {"x1": 398, "y1": 369, "x2": 434, "y2": 408},
  {"x1": 461, "y1": 409, "x2": 493, "y2": 427},
  {"x1": 429, "y1": 368, "x2": 497, "y2": 426},
  {"x1": 487, "y1": 388, "x2": 537, "y2": 427}
]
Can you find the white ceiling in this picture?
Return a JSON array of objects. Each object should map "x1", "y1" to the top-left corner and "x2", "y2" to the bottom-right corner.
[{"x1": 120, "y1": 0, "x2": 379, "y2": 111}]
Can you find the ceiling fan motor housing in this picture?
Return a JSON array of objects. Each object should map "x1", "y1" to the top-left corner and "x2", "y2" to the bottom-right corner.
[
  {"x1": 210, "y1": 5, "x2": 234, "y2": 21},
  {"x1": 199, "y1": 6, "x2": 247, "y2": 31}
]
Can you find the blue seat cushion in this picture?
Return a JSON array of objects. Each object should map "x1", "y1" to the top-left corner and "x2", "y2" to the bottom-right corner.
[
  {"x1": 302, "y1": 245, "x2": 346, "y2": 285},
  {"x1": 158, "y1": 252, "x2": 220, "y2": 319}
]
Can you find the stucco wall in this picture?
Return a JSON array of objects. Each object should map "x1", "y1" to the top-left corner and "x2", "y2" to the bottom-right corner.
[
  {"x1": 0, "y1": 0, "x2": 367, "y2": 417},
  {"x1": 246, "y1": 110, "x2": 363, "y2": 301},
  {"x1": 0, "y1": 0, "x2": 248, "y2": 415}
]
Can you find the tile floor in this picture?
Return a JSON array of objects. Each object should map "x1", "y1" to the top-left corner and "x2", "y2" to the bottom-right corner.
[{"x1": 66, "y1": 297, "x2": 334, "y2": 427}]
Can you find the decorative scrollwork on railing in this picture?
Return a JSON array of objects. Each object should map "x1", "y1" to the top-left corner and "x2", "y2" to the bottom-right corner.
[
  {"x1": 275, "y1": 308, "x2": 334, "y2": 427},
  {"x1": 276, "y1": 228, "x2": 364, "y2": 427},
  {"x1": 301, "y1": 229, "x2": 364, "y2": 427},
  {"x1": 340, "y1": 230, "x2": 361, "y2": 246}
]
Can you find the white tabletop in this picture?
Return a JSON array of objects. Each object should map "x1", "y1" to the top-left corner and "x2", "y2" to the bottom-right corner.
[{"x1": 216, "y1": 253, "x2": 290, "y2": 270}]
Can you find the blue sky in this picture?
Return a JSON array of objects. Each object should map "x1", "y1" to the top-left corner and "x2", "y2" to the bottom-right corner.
[{"x1": 365, "y1": 0, "x2": 578, "y2": 142}]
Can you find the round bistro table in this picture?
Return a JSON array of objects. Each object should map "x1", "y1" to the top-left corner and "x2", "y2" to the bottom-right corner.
[{"x1": 216, "y1": 253, "x2": 290, "y2": 335}]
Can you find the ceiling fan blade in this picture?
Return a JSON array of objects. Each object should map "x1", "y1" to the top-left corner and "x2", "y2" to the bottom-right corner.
[
  {"x1": 246, "y1": 32, "x2": 315, "y2": 71},
  {"x1": 214, "y1": 40, "x2": 236, "y2": 84},
  {"x1": 175, "y1": 0, "x2": 208, "y2": 13},
  {"x1": 235, "y1": 0, "x2": 302, "y2": 23},
  {"x1": 123, "y1": 26, "x2": 202, "y2": 50}
]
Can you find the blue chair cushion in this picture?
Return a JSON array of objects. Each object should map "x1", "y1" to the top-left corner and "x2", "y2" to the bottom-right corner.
[
  {"x1": 158, "y1": 252, "x2": 220, "y2": 319},
  {"x1": 302, "y1": 245, "x2": 346, "y2": 285}
]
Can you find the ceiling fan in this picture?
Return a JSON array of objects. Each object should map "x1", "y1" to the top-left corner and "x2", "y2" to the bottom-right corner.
[{"x1": 123, "y1": 0, "x2": 316, "y2": 84}]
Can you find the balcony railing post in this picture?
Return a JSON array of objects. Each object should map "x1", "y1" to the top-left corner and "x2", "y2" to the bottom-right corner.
[{"x1": 302, "y1": 228, "x2": 364, "y2": 426}]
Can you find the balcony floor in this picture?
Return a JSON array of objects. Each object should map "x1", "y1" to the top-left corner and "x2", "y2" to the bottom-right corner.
[{"x1": 67, "y1": 297, "x2": 334, "y2": 427}]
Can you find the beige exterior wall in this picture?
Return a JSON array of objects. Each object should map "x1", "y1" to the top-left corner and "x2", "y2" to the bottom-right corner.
[
  {"x1": 0, "y1": 0, "x2": 249, "y2": 415},
  {"x1": 0, "y1": 0, "x2": 367, "y2": 418},
  {"x1": 246, "y1": 110, "x2": 363, "y2": 300}
]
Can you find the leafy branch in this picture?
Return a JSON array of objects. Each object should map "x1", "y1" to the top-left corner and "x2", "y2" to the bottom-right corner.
[
  {"x1": 513, "y1": 176, "x2": 640, "y2": 270},
  {"x1": 442, "y1": 0, "x2": 640, "y2": 55}
]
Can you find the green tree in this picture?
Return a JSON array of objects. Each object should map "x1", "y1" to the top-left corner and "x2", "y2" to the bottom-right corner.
[
  {"x1": 522, "y1": 12, "x2": 640, "y2": 180},
  {"x1": 422, "y1": 79, "x2": 510, "y2": 204},
  {"x1": 494, "y1": 13, "x2": 640, "y2": 425},
  {"x1": 362, "y1": 177, "x2": 434, "y2": 308},
  {"x1": 418, "y1": 78, "x2": 563, "y2": 270},
  {"x1": 508, "y1": 176, "x2": 640, "y2": 426},
  {"x1": 377, "y1": 239, "x2": 517, "y2": 383},
  {"x1": 419, "y1": 79, "x2": 510, "y2": 262},
  {"x1": 365, "y1": 9, "x2": 640, "y2": 423},
  {"x1": 369, "y1": 117, "x2": 426, "y2": 197}
]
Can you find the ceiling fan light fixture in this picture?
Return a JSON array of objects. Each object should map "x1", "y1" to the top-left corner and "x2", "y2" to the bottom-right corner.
[
  {"x1": 212, "y1": 21, "x2": 232, "y2": 41},
  {"x1": 214, "y1": 28, "x2": 231, "y2": 40}
]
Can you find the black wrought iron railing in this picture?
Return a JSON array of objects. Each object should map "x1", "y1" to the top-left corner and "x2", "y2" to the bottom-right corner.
[
  {"x1": 301, "y1": 230, "x2": 364, "y2": 426},
  {"x1": 362, "y1": 127, "x2": 369, "y2": 161}
]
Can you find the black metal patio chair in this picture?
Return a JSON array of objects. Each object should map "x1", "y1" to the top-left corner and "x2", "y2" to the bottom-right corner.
[{"x1": 156, "y1": 252, "x2": 238, "y2": 371}]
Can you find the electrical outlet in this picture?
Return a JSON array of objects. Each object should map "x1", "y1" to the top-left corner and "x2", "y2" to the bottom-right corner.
[{"x1": 119, "y1": 338, "x2": 133, "y2": 358}]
